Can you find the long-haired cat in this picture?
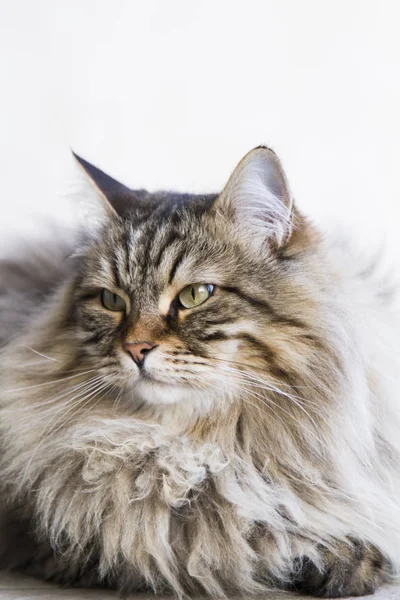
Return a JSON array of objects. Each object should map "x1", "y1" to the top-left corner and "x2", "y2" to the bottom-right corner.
[{"x1": 0, "y1": 147, "x2": 399, "y2": 598}]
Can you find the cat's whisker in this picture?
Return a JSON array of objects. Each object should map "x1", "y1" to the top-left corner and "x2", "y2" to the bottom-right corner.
[
  {"x1": 184, "y1": 372, "x2": 312, "y2": 442},
  {"x1": 11, "y1": 375, "x2": 107, "y2": 417},
  {"x1": 201, "y1": 354, "x2": 321, "y2": 392},
  {"x1": 240, "y1": 396, "x2": 290, "y2": 432},
  {"x1": 236, "y1": 377, "x2": 327, "y2": 429},
  {"x1": 243, "y1": 387, "x2": 326, "y2": 447},
  {"x1": 85, "y1": 382, "x2": 118, "y2": 417},
  {"x1": 187, "y1": 370, "x2": 287, "y2": 425},
  {"x1": 24, "y1": 346, "x2": 61, "y2": 362},
  {"x1": 28, "y1": 375, "x2": 107, "y2": 414},
  {"x1": 20, "y1": 362, "x2": 106, "y2": 375},
  {"x1": 216, "y1": 365, "x2": 324, "y2": 413},
  {"x1": 112, "y1": 384, "x2": 126, "y2": 413},
  {"x1": 39, "y1": 379, "x2": 112, "y2": 434},
  {"x1": 3, "y1": 368, "x2": 100, "y2": 394},
  {"x1": 15, "y1": 376, "x2": 108, "y2": 428},
  {"x1": 22, "y1": 378, "x2": 114, "y2": 483},
  {"x1": 187, "y1": 370, "x2": 326, "y2": 446},
  {"x1": 52, "y1": 381, "x2": 115, "y2": 430}
]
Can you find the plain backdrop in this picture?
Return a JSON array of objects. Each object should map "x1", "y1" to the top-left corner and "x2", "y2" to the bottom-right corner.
[{"x1": 0, "y1": 1, "x2": 399, "y2": 261}]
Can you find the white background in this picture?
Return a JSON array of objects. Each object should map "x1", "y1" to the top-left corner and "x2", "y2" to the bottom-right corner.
[{"x1": 0, "y1": 1, "x2": 399, "y2": 260}]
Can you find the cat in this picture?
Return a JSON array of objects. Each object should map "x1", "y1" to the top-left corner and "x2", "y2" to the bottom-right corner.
[{"x1": 0, "y1": 146, "x2": 399, "y2": 598}]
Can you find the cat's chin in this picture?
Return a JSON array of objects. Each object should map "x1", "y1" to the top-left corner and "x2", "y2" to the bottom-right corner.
[{"x1": 133, "y1": 377, "x2": 198, "y2": 405}]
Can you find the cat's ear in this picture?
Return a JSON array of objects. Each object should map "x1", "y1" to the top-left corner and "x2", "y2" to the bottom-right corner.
[
  {"x1": 217, "y1": 147, "x2": 294, "y2": 247},
  {"x1": 72, "y1": 152, "x2": 138, "y2": 218}
]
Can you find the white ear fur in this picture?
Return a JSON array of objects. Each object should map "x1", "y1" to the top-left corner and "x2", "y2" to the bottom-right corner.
[
  {"x1": 220, "y1": 147, "x2": 293, "y2": 246},
  {"x1": 72, "y1": 154, "x2": 118, "y2": 219},
  {"x1": 69, "y1": 156, "x2": 117, "y2": 237}
]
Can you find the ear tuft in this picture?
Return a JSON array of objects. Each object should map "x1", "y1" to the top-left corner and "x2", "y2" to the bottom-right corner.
[
  {"x1": 72, "y1": 152, "x2": 138, "y2": 217},
  {"x1": 218, "y1": 147, "x2": 294, "y2": 247}
]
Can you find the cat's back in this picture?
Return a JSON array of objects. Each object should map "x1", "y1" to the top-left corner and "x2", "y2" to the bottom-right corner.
[{"x1": 0, "y1": 230, "x2": 76, "y2": 348}]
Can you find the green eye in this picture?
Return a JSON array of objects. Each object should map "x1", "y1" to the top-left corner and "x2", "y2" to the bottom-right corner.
[
  {"x1": 178, "y1": 283, "x2": 214, "y2": 309},
  {"x1": 101, "y1": 289, "x2": 126, "y2": 312}
]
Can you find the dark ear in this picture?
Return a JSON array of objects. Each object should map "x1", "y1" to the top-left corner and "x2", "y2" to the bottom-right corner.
[
  {"x1": 216, "y1": 146, "x2": 294, "y2": 247},
  {"x1": 72, "y1": 152, "x2": 138, "y2": 217}
]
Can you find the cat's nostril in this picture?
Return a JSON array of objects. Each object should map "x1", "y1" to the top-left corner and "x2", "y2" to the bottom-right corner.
[{"x1": 124, "y1": 341, "x2": 157, "y2": 367}]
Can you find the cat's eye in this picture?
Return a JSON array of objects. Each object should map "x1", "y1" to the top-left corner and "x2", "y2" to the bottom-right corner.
[
  {"x1": 178, "y1": 283, "x2": 214, "y2": 309},
  {"x1": 101, "y1": 289, "x2": 126, "y2": 312}
]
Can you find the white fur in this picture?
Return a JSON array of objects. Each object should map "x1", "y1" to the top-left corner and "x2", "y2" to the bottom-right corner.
[{"x1": 220, "y1": 147, "x2": 293, "y2": 246}]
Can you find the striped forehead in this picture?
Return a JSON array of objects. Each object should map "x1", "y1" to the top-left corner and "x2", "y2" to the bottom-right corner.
[
  {"x1": 102, "y1": 216, "x2": 192, "y2": 306},
  {"x1": 92, "y1": 193, "x2": 228, "y2": 315},
  {"x1": 104, "y1": 225, "x2": 219, "y2": 318},
  {"x1": 129, "y1": 218, "x2": 190, "y2": 280}
]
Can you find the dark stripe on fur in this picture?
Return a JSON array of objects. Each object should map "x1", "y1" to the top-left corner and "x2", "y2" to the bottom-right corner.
[
  {"x1": 224, "y1": 286, "x2": 310, "y2": 331},
  {"x1": 153, "y1": 230, "x2": 182, "y2": 268},
  {"x1": 235, "y1": 333, "x2": 294, "y2": 383},
  {"x1": 199, "y1": 331, "x2": 229, "y2": 342},
  {"x1": 168, "y1": 249, "x2": 187, "y2": 284}
]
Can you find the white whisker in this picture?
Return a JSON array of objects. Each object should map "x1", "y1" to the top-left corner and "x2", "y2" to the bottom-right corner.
[
  {"x1": 21, "y1": 378, "x2": 114, "y2": 483},
  {"x1": 25, "y1": 346, "x2": 61, "y2": 362},
  {"x1": 3, "y1": 368, "x2": 99, "y2": 394}
]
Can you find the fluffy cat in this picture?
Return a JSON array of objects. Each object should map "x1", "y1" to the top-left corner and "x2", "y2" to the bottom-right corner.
[{"x1": 0, "y1": 147, "x2": 399, "y2": 598}]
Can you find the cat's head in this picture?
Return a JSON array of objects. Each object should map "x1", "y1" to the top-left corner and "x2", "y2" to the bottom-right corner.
[{"x1": 67, "y1": 147, "x2": 327, "y2": 412}]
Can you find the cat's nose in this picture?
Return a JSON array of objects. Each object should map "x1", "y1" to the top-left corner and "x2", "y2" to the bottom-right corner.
[{"x1": 124, "y1": 341, "x2": 157, "y2": 367}]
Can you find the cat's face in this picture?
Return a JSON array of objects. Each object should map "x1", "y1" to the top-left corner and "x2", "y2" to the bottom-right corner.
[{"x1": 70, "y1": 148, "x2": 321, "y2": 409}]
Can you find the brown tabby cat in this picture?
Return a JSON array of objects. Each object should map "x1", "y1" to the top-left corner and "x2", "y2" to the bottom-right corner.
[{"x1": 0, "y1": 147, "x2": 399, "y2": 598}]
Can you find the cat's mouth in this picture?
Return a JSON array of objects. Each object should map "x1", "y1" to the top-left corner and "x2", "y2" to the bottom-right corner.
[
  {"x1": 140, "y1": 372, "x2": 168, "y2": 385},
  {"x1": 133, "y1": 372, "x2": 194, "y2": 405}
]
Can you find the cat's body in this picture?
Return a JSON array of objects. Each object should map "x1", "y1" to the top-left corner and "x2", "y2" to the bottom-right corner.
[{"x1": 0, "y1": 148, "x2": 399, "y2": 598}]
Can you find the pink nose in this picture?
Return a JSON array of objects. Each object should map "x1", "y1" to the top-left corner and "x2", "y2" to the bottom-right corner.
[{"x1": 124, "y1": 341, "x2": 156, "y2": 367}]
